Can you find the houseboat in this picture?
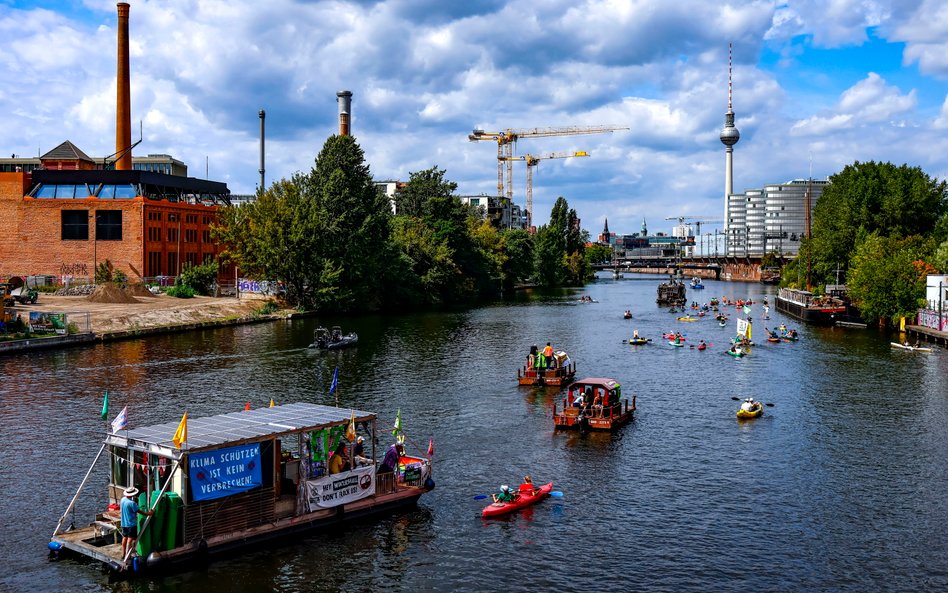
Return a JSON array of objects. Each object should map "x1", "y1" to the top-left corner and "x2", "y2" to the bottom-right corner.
[
  {"x1": 517, "y1": 350, "x2": 576, "y2": 387},
  {"x1": 775, "y1": 286, "x2": 863, "y2": 326},
  {"x1": 553, "y1": 378, "x2": 636, "y2": 431},
  {"x1": 657, "y1": 277, "x2": 686, "y2": 307},
  {"x1": 49, "y1": 403, "x2": 433, "y2": 576}
]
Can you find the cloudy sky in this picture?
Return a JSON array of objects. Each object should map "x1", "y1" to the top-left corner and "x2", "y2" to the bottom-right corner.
[{"x1": 3, "y1": 0, "x2": 948, "y2": 237}]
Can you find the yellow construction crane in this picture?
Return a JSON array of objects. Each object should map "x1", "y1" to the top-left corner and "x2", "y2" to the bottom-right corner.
[
  {"x1": 499, "y1": 151, "x2": 589, "y2": 229},
  {"x1": 468, "y1": 125, "x2": 629, "y2": 205}
]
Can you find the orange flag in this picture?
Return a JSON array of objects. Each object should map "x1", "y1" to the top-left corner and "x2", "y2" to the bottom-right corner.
[{"x1": 345, "y1": 410, "x2": 356, "y2": 442}]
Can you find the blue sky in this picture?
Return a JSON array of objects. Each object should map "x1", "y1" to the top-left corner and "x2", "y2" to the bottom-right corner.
[{"x1": 3, "y1": 0, "x2": 947, "y2": 236}]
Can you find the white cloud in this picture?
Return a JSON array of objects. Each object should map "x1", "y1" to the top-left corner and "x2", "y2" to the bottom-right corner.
[{"x1": 4, "y1": 0, "x2": 948, "y2": 232}]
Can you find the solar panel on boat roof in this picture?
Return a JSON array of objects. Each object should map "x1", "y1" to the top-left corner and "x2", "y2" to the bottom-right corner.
[{"x1": 120, "y1": 403, "x2": 374, "y2": 449}]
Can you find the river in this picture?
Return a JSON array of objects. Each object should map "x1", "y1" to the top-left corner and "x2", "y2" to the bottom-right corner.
[{"x1": 1, "y1": 274, "x2": 946, "y2": 592}]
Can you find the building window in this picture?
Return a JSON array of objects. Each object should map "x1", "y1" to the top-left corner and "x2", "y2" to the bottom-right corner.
[
  {"x1": 61, "y1": 210, "x2": 89, "y2": 240},
  {"x1": 168, "y1": 252, "x2": 178, "y2": 275},
  {"x1": 96, "y1": 210, "x2": 123, "y2": 240},
  {"x1": 98, "y1": 184, "x2": 137, "y2": 199},
  {"x1": 167, "y1": 227, "x2": 178, "y2": 242}
]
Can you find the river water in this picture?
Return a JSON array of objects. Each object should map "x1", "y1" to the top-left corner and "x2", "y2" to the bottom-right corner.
[{"x1": 1, "y1": 274, "x2": 946, "y2": 592}]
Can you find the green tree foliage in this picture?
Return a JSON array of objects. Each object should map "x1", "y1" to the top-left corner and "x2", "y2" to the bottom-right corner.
[
  {"x1": 533, "y1": 197, "x2": 589, "y2": 286},
  {"x1": 501, "y1": 229, "x2": 535, "y2": 289},
  {"x1": 934, "y1": 239, "x2": 948, "y2": 273},
  {"x1": 847, "y1": 234, "x2": 931, "y2": 324},
  {"x1": 178, "y1": 260, "x2": 218, "y2": 295},
  {"x1": 810, "y1": 161, "x2": 948, "y2": 283},
  {"x1": 213, "y1": 135, "x2": 391, "y2": 311},
  {"x1": 585, "y1": 243, "x2": 612, "y2": 266},
  {"x1": 390, "y1": 167, "x2": 494, "y2": 303}
]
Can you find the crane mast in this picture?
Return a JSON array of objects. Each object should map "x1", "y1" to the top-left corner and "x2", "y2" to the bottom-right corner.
[
  {"x1": 469, "y1": 125, "x2": 628, "y2": 226},
  {"x1": 499, "y1": 151, "x2": 589, "y2": 230}
]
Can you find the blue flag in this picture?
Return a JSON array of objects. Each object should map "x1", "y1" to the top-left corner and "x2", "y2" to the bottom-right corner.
[{"x1": 329, "y1": 367, "x2": 339, "y2": 394}]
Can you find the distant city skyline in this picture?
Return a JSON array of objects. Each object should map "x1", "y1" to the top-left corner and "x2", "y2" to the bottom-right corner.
[{"x1": 4, "y1": 0, "x2": 947, "y2": 234}]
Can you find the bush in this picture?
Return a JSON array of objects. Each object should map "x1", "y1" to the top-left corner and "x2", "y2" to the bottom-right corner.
[
  {"x1": 165, "y1": 285, "x2": 195, "y2": 298},
  {"x1": 179, "y1": 261, "x2": 218, "y2": 296},
  {"x1": 256, "y1": 301, "x2": 279, "y2": 315}
]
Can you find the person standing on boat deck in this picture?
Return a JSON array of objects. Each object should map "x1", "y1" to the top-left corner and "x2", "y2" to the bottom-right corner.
[
  {"x1": 119, "y1": 487, "x2": 153, "y2": 563},
  {"x1": 329, "y1": 442, "x2": 350, "y2": 474},
  {"x1": 527, "y1": 345, "x2": 537, "y2": 370},
  {"x1": 379, "y1": 443, "x2": 404, "y2": 474},
  {"x1": 542, "y1": 342, "x2": 554, "y2": 368}
]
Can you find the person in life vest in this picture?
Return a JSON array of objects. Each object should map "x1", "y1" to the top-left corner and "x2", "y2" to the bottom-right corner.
[
  {"x1": 493, "y1": 484, "x2": 517, "y2": 503},
  {"x1": 740, "y1": 398, "x2": 757, "y2": 412}
]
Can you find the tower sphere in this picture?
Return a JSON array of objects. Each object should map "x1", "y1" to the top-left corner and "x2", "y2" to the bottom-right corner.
[{"x1": 719, "y1": 124, "x2": 740, "y2": 146}]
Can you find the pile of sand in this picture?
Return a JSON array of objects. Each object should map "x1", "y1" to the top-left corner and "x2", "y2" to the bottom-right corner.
[
  {"x1": 125, "y1": 283, "x2": 155, "y2": 298},
  {"x1": 87, "y1": 283, "x2": 140, "y2": 304}
]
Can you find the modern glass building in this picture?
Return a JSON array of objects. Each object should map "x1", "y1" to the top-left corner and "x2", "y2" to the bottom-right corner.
[{"x1": 725, "y1": 179, "x2": 829, "y2": 257}]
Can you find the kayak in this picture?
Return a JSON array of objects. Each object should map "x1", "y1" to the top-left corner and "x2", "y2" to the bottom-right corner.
[
  {"x1": 697, "y1": 343, "x2": 707, "y2": 351},
  {"x1": 726, "y1": 349, "x2": 745, "y2": 357},
  {"x1": 766, "y1": 337, "x2": 780, "y2": 343},
  {"x1": 629, "y1": 338, "x2": 649, "y2": 345},
  {"x1": 781, "y1": 335, "x2": 799, "y2": 342},
  {"x1": 890, "y1": 342, "x2": 933, "y2": 352},
  {"x1": 482, "y1": 482, "x2": 553, "y2": 518},
  {"x1": 736, "y1": 402, "x2": 763, "y2": 418},
  {"x1": 668, "y1": 341, "x2": 685, "y2": 347},
  {"x1": 718, "y1": 321, "x2": 727, "y2": 327},
  {"x1": 677, "y1": 316, "x2": 699, "y2": 322}
]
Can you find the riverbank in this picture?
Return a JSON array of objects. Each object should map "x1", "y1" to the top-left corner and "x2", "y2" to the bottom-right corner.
[{"x1": 1, "y1": 293, "x2": 287, "y2": 353}]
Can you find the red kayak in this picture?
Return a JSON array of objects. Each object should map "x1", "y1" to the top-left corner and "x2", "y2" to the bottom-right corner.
[{"x1": 481, "y1": 482, "x2": 553, "y2": 518}]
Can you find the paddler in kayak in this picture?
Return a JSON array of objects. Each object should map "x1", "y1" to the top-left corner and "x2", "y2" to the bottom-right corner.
[
  {"x1": 740, "y1": 398, "x2": 757, "y2": 412},
  {"x1": 519, "y1": 475, "x2": 538, "y2": 495},
  {"x1": 492, "y1": 485, "x2": 517, "y2": 503}
]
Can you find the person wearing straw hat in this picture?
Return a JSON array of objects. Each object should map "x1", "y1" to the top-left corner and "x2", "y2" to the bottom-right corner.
[{"x1": 119, "y1": 486, "x2": 153, "y2": 562}]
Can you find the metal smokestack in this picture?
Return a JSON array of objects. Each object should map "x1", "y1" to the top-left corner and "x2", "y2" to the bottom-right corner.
[
  {"x1": 258, "y1": 109, "x2": 265, "y2": 190},
  {"x1": 336, "y1": 90, "x2": 352, "y2": 136},
  {"x1": 115, "y1": 2, "x2": 132, "y2": 170}
]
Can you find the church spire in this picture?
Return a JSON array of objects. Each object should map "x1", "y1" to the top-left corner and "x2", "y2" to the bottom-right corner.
[{"x1": 603, "y1": 217, "x2": 609, "y2": 234}]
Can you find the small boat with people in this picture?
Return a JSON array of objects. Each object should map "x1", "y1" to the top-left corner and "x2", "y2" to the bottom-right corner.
[
  {"x1": 481, "y1": 481, "x2": 553, "y2": 518},
  {"x1": 726, "y1": 346, "x2": 746, "y2": 357},
  {"x1": 553, "y1": 378, "x2": 636, "y2": 431},
  {"x1": 629, "y1": 337, "x2": 650, "y2": 345},
  {"x1": 49, "y1": 403, "x2": 433, "y2": 577},
  {"x1": 690, "y1": 277, "x2": 705, "y2": 289},
  {"x1": 891, "y1": 342, "x2": 933, "y2": 352},
  {"x1": 736, "y1": 398, "x2": 763, "y2": 419},
  {"x1": 309, "y1": 326, "x2": 358, "y2": 349},
  {"x1": 662, "y1": 332, "x2": 685, "y2": 341},
  {"x1": 623, "y1": 310, "x2": 633, "y2": 319},
  {"x1": 518, "y1": 344, "x2": 577, "y2": 386}
]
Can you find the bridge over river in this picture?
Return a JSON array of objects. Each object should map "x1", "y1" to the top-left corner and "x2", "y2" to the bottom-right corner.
[{"x1": 592, "y1": 254, "x2": 769, "y2": 282}]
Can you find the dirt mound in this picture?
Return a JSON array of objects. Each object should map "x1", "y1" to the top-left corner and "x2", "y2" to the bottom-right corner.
[
  {"x1": 87, "y1": 283, "x2": 140, "y2": 304},
  {"x1": 125, "y1": 283, "x2": 154, "y2": 298}
]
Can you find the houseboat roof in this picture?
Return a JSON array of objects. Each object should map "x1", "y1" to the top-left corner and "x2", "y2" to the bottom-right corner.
[
  {"x1": 571, "y1": 378, "x2": 620, "y2": 389},
  {"x1": 108, "y1": 403, "x2": 374, "y2": 452}
]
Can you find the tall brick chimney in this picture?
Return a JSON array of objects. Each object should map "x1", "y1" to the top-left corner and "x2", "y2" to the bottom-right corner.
[
  {"x1": 115, "y1": 2, "x2": 132, "y2": 170},
  {"x1": 336, "y1": 90, "x2": 352, "y2": 136}
]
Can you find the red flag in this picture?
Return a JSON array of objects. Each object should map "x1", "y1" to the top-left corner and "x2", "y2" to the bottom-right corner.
[{"x1": 427, "y1": 437, "x2": 434, "y2": 457}]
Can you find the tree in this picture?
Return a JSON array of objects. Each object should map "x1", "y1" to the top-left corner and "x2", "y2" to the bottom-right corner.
[
  {"x1": 500, "y1": 228, "x2": 534, "y2": 289},
  {"x1": 585, "y1": 243, "x2": 612, "y2": 266},
  {"x1": 810, "y1": 161, "x2": 947, "y2": 284},
  {"x1": 846, "y1": 234, "x2": 929, "y2": 324},
  {"x1": 934, "y1": 239, "x2": 948, "y2": 273},
  {"x1": 213, "y1": 135, "x2": 391, "y2": 311}
]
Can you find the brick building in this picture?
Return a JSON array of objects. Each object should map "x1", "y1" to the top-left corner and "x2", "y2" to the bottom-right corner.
[{"x1": 0, "y1": 142, "x2": 231, "y2": 283}]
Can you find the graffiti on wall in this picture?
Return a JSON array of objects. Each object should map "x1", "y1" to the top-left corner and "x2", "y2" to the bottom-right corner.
[
  {"x1": 60, "y1": 263, "x2": 89, "y2": 276},
  {"x1": 917, "y1": 309, "x2": 948, "y2": 332}
]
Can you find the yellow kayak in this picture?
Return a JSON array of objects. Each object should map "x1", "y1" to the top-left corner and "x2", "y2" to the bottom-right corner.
[
  {"x1": 736, "y1": 402, "x2": 763, "y2": 419},
  {"x1": 677, "y1": 316, "x2": 699, "y2": 322}
]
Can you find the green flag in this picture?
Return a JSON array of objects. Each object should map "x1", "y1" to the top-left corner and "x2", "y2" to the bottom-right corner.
[
  {"x1": 100, "y1": 391, "x2": 109, "y2": 420},
  {"x1": 392, "y1": 408, "x2": 401, "y2": 438}
]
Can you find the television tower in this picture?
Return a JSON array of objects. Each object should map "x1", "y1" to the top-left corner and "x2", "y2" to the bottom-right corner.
[{"x1": 720, "y1": 43, "x2": 740, "y2": 253}]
